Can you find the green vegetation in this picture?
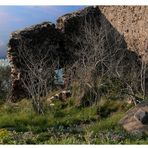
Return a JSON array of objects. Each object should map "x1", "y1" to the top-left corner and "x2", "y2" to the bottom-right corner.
[
  {"x1": 0, "y1": 97, "x2": 147, "y2": 144},
  {"x1": 0, "y1": 65, "x2": 147, "y2": 144},
  {"x1": 0, "y1": 66, "x2": 11, "y2": 102}
]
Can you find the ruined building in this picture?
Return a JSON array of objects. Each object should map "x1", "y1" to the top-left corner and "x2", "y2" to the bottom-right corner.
[{"x1": 7, "y1": 6, "x2": 148, "y2": 102}]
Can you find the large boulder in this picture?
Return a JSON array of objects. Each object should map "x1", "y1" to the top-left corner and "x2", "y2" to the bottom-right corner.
[{"x1": 119, "y1": 102, "x2": 148, "y2": 134}]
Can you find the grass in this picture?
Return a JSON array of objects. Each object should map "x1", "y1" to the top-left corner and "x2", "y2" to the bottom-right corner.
[
  {"x1": 88, "y1": 112, "x2": 124, "y2": 132},
  {"x1": 0, "y1": 97, "x2": 147, "y2": 144}
]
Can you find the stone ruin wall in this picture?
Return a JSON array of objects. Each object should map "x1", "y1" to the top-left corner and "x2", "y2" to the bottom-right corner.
[
  {"x1": 7, "y1": 22, "x2": 69, "y2": 101},
  {"x1": 57, "y1": 6, "x2": 148, "y2": 62},
  {"x1": 99, "y1": 6, "x2": 148, "y2": 62},
  {"x1": 7, "y1": 6, "x2": 148, "y2": 101}
]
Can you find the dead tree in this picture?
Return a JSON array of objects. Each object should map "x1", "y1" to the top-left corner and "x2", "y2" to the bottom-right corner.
[
  {"x1": 16, "y1": 38, "x2": 58, "y2": 114},
  {"x1": 69, "y1": 16, "x2": 146, "y2": 106}
]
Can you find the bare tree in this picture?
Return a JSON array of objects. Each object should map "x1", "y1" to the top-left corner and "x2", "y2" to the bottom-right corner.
[
  {"x1": 140, "y1": 42, "x2": 148, "y2": 100},
  {"x1": 68, "y1": 16, "x2": 147, "y2": 106},
  {"x1": 16, "y1": 38, "x2": 58, "y2": 114}
]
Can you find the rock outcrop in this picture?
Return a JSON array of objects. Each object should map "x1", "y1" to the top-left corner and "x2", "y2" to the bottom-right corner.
[
  {"x1": 119, "y1": 102, "x2": 148, "y2": 134},
  {"x1": 7, "y1": 6, "x2": 148, "y2": 102},
  {"x1": 134, "y1": 109, "x2": 148, "y2": 124}
]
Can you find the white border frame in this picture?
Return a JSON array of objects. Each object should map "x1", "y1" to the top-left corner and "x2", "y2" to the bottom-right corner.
[
  {"x1": 0, "y1": 0, "x2": 147, "y2": 147},
  {"x1": 0, "y1": 0, "x2": 147, "y2": 5}
]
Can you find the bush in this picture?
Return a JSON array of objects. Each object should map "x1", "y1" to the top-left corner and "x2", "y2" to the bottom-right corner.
[
  {"x1": 0, "y1": 66, "x2": 11, "y2": 102},
  {"x1": 36, "y1": 132, "x2": 50, "y2": 142},
  {"x1": 0, "y1": 129, "x2": 11, "y2": 144},
  {"x1": 97, "y1": 98, "x2": 126, "y2": 118}
]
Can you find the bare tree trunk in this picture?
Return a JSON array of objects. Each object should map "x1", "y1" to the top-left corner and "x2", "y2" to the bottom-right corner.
[
  {"x1": 15, "y1": 39, "x2": 58, "y2": 114},
  {"x1": 141, "y1": 60, "x2": 146, "y2": 100},
  {"x1": 69, "y1": 15, "x2": 145, "y2": 106}
]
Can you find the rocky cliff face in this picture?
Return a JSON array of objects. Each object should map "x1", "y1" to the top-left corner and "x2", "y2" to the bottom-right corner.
[{"x1": 7, "y1": 6, "x2": 148, "y2": 101}]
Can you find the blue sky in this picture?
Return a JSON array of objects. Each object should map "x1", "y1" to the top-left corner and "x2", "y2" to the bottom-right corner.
[{"x1": 0, "y1": 6, "x2": 85, "y2": 57}]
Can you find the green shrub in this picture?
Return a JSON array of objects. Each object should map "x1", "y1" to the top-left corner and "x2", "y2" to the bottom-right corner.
[
  {"x1": 25, "y1": 138, "x2": 36, "y2": 144},
  {"x1": 96, "y1": 98, "x2": 126, "y2": 118},
  {"x1": 30, "y1": 116, "x2": 48, "y2": 126},
  {"x1": 0, "y1": 114, "x2": 15, "y2": 128},
  {"x1": 36, "y1": 132, "x2": 50, "y2": 142},
  {"x1": 0, "y1": 66, "x2": 11, "y2": 101},
  {"x1": 53, "y1": 110, "x2": 65, "y2": 118},
  {"x1": 0, "y1": 129, "x2": 11, "y2": 144},
  {"x1": 88, "y1": 112, "x2": 124, "y2": 133}
]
